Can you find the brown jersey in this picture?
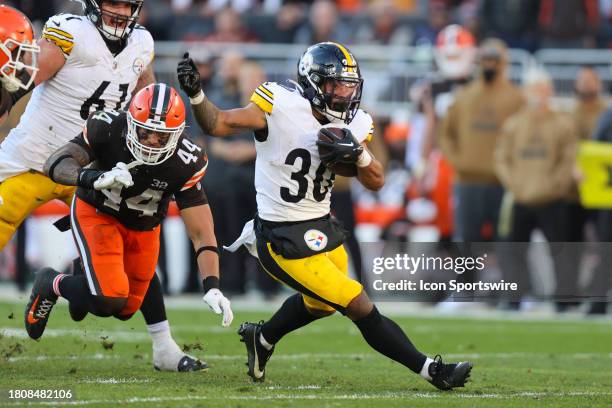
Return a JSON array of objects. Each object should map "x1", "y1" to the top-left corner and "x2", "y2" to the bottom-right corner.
[{"x1": 72, "y1": 109, "x2": 208, "y2": 230}]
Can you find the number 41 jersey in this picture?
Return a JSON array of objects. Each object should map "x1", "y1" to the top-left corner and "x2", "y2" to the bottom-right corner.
[
  {"x1": 0, "y1": 13, "x2": 154, "y2": 181},
  {"x1": 74, "y1": 110, "x2": 208, "y2": 231}
]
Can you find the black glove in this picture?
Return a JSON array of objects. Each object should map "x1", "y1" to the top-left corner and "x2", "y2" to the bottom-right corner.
[
  {"x1": 177, "y1": 52, "x2": 202, "y2": 98},
  {"x1": 316, "y1": 128, "x2": 363, "y2": 167}
]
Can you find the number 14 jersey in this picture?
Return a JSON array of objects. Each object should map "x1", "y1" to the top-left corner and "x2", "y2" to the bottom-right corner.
[
  {"x1": 0, "y1": 13, "x2": 154, "y2": 181},
  {"x1": 74, "y1": 110, "x2": 208, "y2": 231}
]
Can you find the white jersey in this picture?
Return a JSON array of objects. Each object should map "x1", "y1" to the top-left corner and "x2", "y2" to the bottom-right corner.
[
  {"x1": 250, "y1": 81, "x2": 373, "y2": 222},
  {"x1": 0, "y1": 14, "x2": 154, "y2": 181}
]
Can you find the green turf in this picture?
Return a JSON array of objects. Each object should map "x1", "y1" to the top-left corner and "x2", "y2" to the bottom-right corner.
[{"x1": 0, "y1": 300, "x2": 611, "y2": 407}]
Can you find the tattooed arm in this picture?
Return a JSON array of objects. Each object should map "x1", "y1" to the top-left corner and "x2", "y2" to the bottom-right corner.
[
  {"x1": 191, "y1": 99, "x2": 266, "y2": 137},
  {"x1": 177, "y1": 53, "x2": 266, "y2": 137},
  {"x1": 43, "y1": 141, "x2": 93, "y2": 185}
]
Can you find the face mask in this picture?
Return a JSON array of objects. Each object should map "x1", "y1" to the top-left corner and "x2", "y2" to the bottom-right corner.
[{"x1": 482, "y1": 68, "x2": 497, "y2": 83}]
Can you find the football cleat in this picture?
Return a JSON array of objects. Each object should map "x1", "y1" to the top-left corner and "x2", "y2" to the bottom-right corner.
[
  {"x1": 69, "y1": 258, "x2": 88, "y2": 322},
  {"x1": 238, "y1": 321, "x2": 274, "y2": 382},
  {"x1": 427, "y1": 354, "x2": 473, "y2": 391},
  {"x1": 24, "y1": 268, "x2": 60, "y2": 340},
  {"x1": 154, "y1": 354, "x2": 208, "y2": 372}
]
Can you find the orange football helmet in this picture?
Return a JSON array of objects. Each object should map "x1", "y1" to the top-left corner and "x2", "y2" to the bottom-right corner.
[
  {"x1": 0, "y1": 5, "x2": 39, "y2": 92},
  {"x1": 127, "y1": 83, "x2": 186, "y2": 165},
  {"x1": 434, "y1": 24, "x2": 476, "y2": 80}
]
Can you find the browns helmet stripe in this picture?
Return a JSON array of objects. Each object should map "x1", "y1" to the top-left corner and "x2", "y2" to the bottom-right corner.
[{"x1": 149, "y1": 83, "x2": 172, "y2": 122}]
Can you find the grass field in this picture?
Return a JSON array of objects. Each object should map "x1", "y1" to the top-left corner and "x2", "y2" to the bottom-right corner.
[{"x1": 0, "y1": 299, "x2": 611, "y2": 407}]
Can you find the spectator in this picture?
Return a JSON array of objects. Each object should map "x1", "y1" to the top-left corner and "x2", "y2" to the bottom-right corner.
[
  {"x1": 406, "y1": 25, "x2": 476, "y2": 242},
  {"x1": 207, "y1": 62, "x2": 280, "y2": 297},
  {"x1": 585, "y1": 104, "x2": 612, "y2": 314},
  {"x1": 598, "y1": 0, "x2": 612, "y2": 47},
  {"x1": 567, "y1": 66, "x2": 606, "y2": 242},
  {"x1": 255, "y1": 2, "x2": 306, "y2": 43},
  {"x1": 192, "y1": 50, "x2": 245, "y2": 293},
  {"x1": 294, "y1": 0, "x2": 351, "y2": 44},
  {"x1": 478, "y1": 0, "x2": 540, "y2": 51},
  {"x1": 202, "y1": 7, "x2": 259, "y2": 43},
  {"x1": 412, "y1": 0, "x2": 451, "y2": 46},
  {"x1": 440, "y1": 38, "x2": 524, "y2": 242},
  {"x1": 495, "y1": 66, "x2": 577, "y2": 310},
  {"x1": 353, "y1": 0, "x2": 413, "y2": 46},
  {"x1": 538, "y1": 0, "x2": 599, "y2": 48}
]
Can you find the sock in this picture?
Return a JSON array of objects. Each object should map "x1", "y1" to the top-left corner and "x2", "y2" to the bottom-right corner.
[
  {"x1": 52, "y1": 274, "x2": 67, "y2": 297},
  {"x1": 261, "y1": 293, "x2": 321, "y2": 345},
  {"x1": 147, "y1": 320, "x2": 181, "y2": 354},
  {"x1": 140, "y1": 274, "x2": 167, "y2": 325},
  {"x1": 57, "y1": 275, "x2": 91, "y2": 304},
  {"x1": 420, "y1": 357, "x2": 435, "y2": 381},
  {"x1": 353, "y1": 306, "x2": 427, "y2": 373}
]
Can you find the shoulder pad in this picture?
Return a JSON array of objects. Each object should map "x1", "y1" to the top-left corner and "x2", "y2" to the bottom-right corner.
[
  {"x1": 84, "y1": 109, "x2": 126, "y2": 147},
  {"x1": 250, "y1": 82, "x2": 276, "y2": 114},
  {"x1": 42, "y1": 14, "x2": 82, "y2": 57}
]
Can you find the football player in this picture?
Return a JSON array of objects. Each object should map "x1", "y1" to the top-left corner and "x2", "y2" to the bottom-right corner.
[
  {"x1": 2, "y1": 1, "x2": 202, "y2": 372},
  {"x1": 0, "y1": 4, "x2": 39, "y2": 124},
  {"x1": 25, "y1": 84, "x2": 233, "y2": 367},
  {"x1": 177, "y1": 42, "x2": 473, "y2": 389}
]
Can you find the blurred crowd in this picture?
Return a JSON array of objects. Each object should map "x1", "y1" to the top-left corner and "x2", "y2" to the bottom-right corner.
[
  {"x1": 8, "y1": 0, "x2": 612, "y2": 50},
  {"x1": 1, "y1": 0, "x2": 611, "y2": 314}
]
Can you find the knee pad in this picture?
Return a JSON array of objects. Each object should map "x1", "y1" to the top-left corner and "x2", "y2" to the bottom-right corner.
[
  {"x1": 89, "y1": 296, "x2": 127, "y2": 317},
  {"x1": 303, "y1": 295, "x2": 336, "y2": 316}
]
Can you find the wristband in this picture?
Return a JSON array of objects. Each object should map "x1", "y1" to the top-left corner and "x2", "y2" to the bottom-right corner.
[
  {"x1": 202, "y1": 276, "x2": 220, "y2": 292},
  {"x1": 356, "y1": 149, "x2": 373, "y2": 168},
  {"x1": 189, "y1": 90, "x2": 205, "y2": 105},
  {"x1": 196, "y1": 246, "x2": 219, "y2": 259},
  {"x1": 77, "y1": 169, "x2": 105, "y2": 189}
]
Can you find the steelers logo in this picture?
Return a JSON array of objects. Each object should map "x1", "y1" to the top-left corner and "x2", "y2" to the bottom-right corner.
[
  {"x1": 132, "y1": 57, "x2": 145, "y2": 75},
  {"x1": 304, "y1": 229, "x2": 328, "y2": 251},
  {"x1": 299, "y1": 53, "x2": 314, "y2": 76}
]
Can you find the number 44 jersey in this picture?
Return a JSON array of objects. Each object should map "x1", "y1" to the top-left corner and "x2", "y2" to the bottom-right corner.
[
  {"x1": 73, "y1": 109, "x2": 208, "y2": 231},
  {"x1": 0, "y1": 13, "x2": 154, "y2": 181}
]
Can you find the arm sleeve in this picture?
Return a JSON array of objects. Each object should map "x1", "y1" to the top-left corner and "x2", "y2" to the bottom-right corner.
[
  {"x1": 69, "y1": 133, "x2": 95, "y2": 162},
  {"x1": 174, "y1": 184, "x2": 209, "y2": 210}
]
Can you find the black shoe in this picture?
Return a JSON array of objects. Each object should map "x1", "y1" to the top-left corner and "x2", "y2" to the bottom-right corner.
[
  {"x1": 428, "y1": 354, "x2": 473, "y2": 391},
  {"x1": 24, "y1": 268, "x2": 59, "y2": 340},
  {"x1": 154, "y1": 355, "x2": 209, "y2": 372},
  {"x1": 68, "y1": 258, "x2": 88, "y2": 322},
  {"x1": 238, "y1": 321, "x2": 274, "y2": 382}
]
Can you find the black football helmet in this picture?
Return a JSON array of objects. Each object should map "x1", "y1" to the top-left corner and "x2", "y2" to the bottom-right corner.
[
  {"x1": 81, "y1": 0, "x2": 143, "y2": 41},
  {"x1": 297, "y1": 42, "x2": 363, "y2": 124}
]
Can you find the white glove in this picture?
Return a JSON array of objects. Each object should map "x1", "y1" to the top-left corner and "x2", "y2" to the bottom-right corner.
[
  {"x1": 202, "y1": 288, "x2": 233, "y2": 327},
  {"x1": 93, "y1": 162, "x2": 134, "y2": 191}
]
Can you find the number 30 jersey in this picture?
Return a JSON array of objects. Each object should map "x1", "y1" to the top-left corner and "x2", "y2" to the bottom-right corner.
[
  {"x1": 250, "y1": 81, "x2": 373, "y2": 222},
  {"x1": 73, "y1": 110, "x2": 208, "y2": 231},
  {"x1": 0, "y1": 13, "x2": 154, "y2": 181}
]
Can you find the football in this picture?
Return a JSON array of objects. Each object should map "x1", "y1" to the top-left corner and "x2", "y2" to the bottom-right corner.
[{"x1": 317, "y1": 127, "x2": 358, "y2": 177}]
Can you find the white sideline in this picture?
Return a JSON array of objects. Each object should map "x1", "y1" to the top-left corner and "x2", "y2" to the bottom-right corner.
[
  {"x1": 5, "y1": 391, "x2": 612, "y2": 406},
  {"x1": 6, "y1": 351, "x2": 612, "y2": 363}
]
